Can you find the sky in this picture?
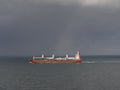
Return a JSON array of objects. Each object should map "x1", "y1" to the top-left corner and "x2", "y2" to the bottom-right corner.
[{"x1": 1, "y1": 0, "x2": 120, "y2": 56}]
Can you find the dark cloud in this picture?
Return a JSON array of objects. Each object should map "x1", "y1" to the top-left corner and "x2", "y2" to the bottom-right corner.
[{"x1": 0, "y1": 0, "x2": 120, "y2": 56}]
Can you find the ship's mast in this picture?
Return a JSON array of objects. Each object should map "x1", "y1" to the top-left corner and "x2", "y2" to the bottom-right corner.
[
  {"x1": 52, "y1": 54, "x2": 55, "y2": 59},
  {"x1": 66, "y1": 54, "x2": 68, "y2": 59},
  {"x1": 42, "y1": 54, "x2": 44, "y2": 58},
  {"x1": 33, "y1": 56, "x2": 35, "y2": 60},
  {"x1": 75, "y1": 51, "x2": 81, "y2": 60}
]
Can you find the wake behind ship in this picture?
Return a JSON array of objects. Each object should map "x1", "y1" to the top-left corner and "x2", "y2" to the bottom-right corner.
[{"x1": 29, "y1": 51, "x2": 82, "y2": 63}]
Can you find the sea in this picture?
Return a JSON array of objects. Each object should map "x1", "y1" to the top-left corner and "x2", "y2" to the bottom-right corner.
[{"x1": 0, "y1": 56, "x2": 120, "y2": 90}]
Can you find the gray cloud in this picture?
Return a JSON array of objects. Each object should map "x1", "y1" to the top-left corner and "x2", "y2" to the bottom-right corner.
[
  {"x1": 0, "y1": 0, "x2": 120, "y2": 56},
  {"x1": 79, "y1": 0, "x2": 120, "y2": 7},
  {"x1": 26, "y1": 0, "x2": 120, "y2": 9}
]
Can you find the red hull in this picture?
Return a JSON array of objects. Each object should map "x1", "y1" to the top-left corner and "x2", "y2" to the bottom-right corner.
[{"x1": 30, "y1": 59, "x2": 82, "y2": 64}]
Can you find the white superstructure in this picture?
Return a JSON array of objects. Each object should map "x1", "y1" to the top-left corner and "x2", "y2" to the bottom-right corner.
[{"x1": 32, "y1": 51, "x2": 81, "y2": 60}]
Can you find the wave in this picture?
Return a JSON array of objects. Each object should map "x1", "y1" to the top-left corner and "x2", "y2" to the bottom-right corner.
[{"x1": 82, "y1": 61, "x2": 120, "y2": 63}]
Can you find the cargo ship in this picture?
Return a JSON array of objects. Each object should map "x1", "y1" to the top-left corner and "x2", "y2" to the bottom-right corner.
[{"x1": 29, "y1": 51, "x2": 82, "y2": 63}]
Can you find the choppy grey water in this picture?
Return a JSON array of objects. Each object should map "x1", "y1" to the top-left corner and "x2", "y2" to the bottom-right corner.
[{"x1": 0, "y1": 56, "x2": 120, "y2": 90}]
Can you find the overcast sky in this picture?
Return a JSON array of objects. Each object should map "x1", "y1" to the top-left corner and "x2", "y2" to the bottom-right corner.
[{"x1": 1, "y1": 0, "x2": 120, "y2": 56}]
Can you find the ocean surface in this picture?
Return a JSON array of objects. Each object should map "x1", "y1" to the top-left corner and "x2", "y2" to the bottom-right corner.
[{"x1": 1, "y1": 56, "x2": 120, "y2": 90}]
